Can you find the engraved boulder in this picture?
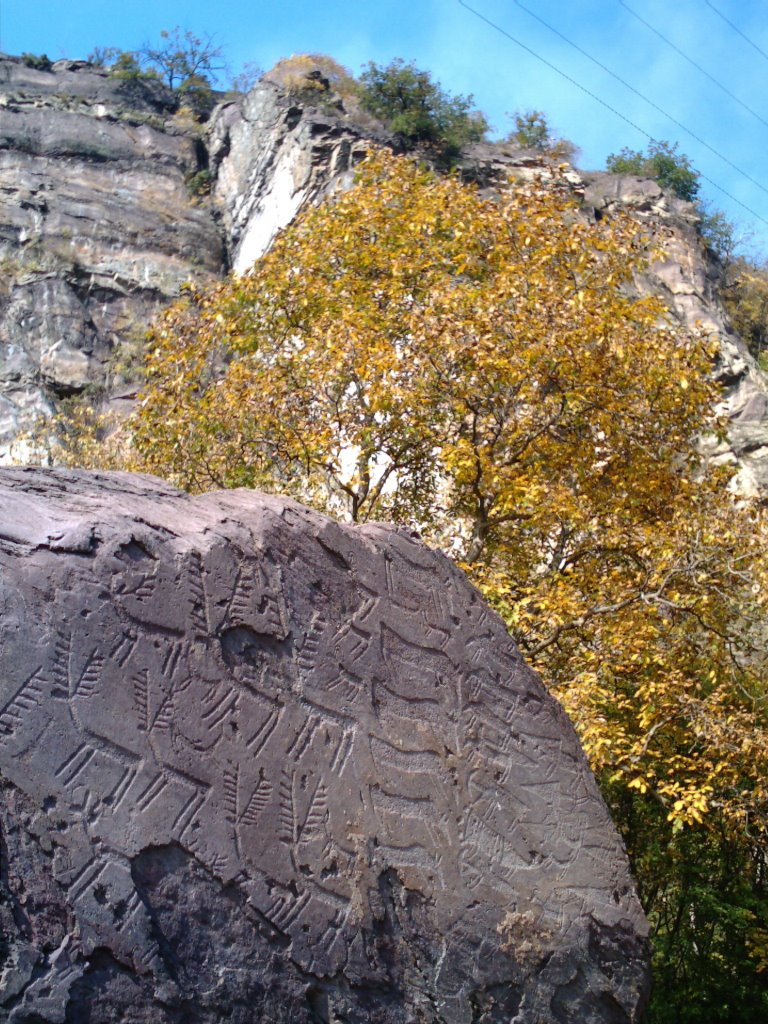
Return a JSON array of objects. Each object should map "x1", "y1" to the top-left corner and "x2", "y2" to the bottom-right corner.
[{"x1": 0, "y1": 468, "x2": 649, "y2": 1023}]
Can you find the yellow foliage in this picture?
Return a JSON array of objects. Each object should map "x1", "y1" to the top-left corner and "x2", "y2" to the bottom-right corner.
[
  {"x1": 19, "y1": 400, "x2": 137, "y2": 472},
  {"x1": 721, "y1": 256, "x2": 768, "y2": 365},
  {"x1": 50, "y1": 151, "x2": 768, "y2": 841}
]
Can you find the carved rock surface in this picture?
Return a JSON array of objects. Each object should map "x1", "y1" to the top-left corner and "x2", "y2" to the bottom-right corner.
[{"x1": 0, "y1": 468, "x2": 648, "y2": 1023}]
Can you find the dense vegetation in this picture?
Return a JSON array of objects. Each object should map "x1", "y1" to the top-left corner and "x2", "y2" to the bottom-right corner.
[{"x1": 20, "y1": 40, "x2": 768, "y2": 1020}]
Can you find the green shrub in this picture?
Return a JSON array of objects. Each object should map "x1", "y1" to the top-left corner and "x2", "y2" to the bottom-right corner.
[
  {"x1": 177, "y1": 73, "x2": 215, "y2": 116},
  {"x1": 606, "y1": 140, "x2": 700, "y2": 202},
  {"x1": 185, "y1": 168, "x2": 212, "y2": 197},
  {"x1": 21, "y1": 53, "x2": 53, "y2": 72},
  {"x1": 699, "y1": 205, "x2": 738, "y2": 266},
  {"x1": 505, "y1": 109, "x2": 578, "y2": 163},
  {"x1": 108, "y1": 52, "x2": 153, "y2": 81},
  {"x1": 358, "y1": 58, "x2": 488, "y2": 163}
]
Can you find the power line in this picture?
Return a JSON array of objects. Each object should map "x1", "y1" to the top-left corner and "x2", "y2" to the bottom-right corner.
[
  {"x1": 705, "y1": 1, "x2": 768, "y2": 65},
  {"x1": 456, "y1": 0, "x2": 768, "y2": 230},
  {"x1": 511, "y1": 0, "x2": 768, "y2": 200},
  {"x1": 620, "y1": 0, "x2": 768, "y2": 133}
]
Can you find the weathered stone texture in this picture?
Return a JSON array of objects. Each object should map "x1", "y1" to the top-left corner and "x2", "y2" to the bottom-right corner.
[
  {"x1": 0, "y1": 58, "x2": 224, "y2": 448},
  {"x1": 209, "y1": 83, "x2": 381, "y2": 274},
  {"x1": 0, "y1": 468, "x2": 649, "y2": 1023}
]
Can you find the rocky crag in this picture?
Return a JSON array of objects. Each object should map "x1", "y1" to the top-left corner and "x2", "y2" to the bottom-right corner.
[
  {"x1": 0, "y1": 54, "x2": 765, "y2": 490},
  {"x1": 0, "y1": 57, "x2": 378, "y2": 452},
  {"x1": 0, "y1": 468, "x2": 649, "y2": 1023},
  {"x1": 0, "y1": 58, "x2": 765, "y2": 491},
  {"x1": 0, "y1": 58, "x2": 226, "y2": 443}
]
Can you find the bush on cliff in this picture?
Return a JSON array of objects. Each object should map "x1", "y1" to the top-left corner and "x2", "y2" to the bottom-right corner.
[
  {"x1": 263, "y1": 54, "x2": 358, "y2": 102},
  {"x1": 358, "y1": 59, "x2": 488, "y2": 162},
  {"x1": 505, "y1": 109, "x2": 579, "y2": 163},
  {"x1": 606, "y1": 139, "x2": 701, "y2": 202}
]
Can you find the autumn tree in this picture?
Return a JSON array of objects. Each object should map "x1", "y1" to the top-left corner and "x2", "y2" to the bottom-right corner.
[
  {"x1": 134, "y1": 147, "x2": 768, "y2": 809},
  {"x1": 720, "y1": 258, "x2": 768, "y2": 366},
  {"x1": 262, "y1": 54, "x2": 358, "y2": 102},
  {"x1": 140, "y1": 26, "x2": 224, "y2": 89},
  {"x1": 55, "y1": 151, "x2": 768, "y2": 1019},
  {"x1": 140, "y1": 27, "x2": 225, "y2": 114}
]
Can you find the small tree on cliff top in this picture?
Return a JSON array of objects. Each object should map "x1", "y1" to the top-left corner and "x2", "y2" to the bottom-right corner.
[
  {"x1": 606, "y1": 139, "x2": 701, "y2": 202},
  {"x1": 358, "y1": 59, "x2": 487, "y2": 162},
  {"x1": 506, "y1": 109, "x2": 579, "y2": 163},
  {"x1": 140, "y1": 27, "x2": 225, "y2": 90}
]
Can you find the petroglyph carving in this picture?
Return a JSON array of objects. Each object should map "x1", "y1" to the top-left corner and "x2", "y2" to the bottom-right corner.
[{"x1": 0, "y1": 469, "x2": 649, "y2": 1023}]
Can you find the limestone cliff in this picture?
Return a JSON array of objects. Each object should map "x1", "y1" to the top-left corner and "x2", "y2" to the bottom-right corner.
[{"x1": 0, "y1": 55, "x2": 766, "y2": 494}]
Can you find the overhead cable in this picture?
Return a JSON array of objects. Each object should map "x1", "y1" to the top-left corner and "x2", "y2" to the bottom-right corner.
[
  {"x1": 456, "y1": 0, "x2": 768, "y2": 229},
  {"x1": 705, "y1": 2, "x2": 768, "y2": 65},
  {"x1": 511, "y1": 0, "x2": 768, "y2": 199},
  {"x1": 620, "y1": 0, "x2": 768, "y2": 132}
]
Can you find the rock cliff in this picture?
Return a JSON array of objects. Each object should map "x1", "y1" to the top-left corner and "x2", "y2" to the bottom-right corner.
[
  {"x1": 0, "y1": 55, "x2": 766, "y2": 493},
  {"x1": 0, "y1": 57, "x2": 224, "y2": 447},
  {"x1": 580, "y1": 172, "x2": 768, "y2": 496},
  {"x1": 208, "y1": 83, "x2": 380, "y2": 275},
  {"x1": 0, "y1": 468, "x2": 649, "y2": 1023}
]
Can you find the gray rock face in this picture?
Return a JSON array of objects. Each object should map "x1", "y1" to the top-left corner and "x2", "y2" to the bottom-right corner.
[
  {"x1": 582, "y1": 171, "x2": 768, "y2": 496},
  {"x1": 0, "y1": 58, "x2": 224, "y2": 448},
  {"x1": 1, "y1": 58, "x2": 768, "y2": 500},
  {"x1": 209, "y1": 83, "x2": 382, "y2": 274},
  {"x1": 0, "y1": 469, "x2": 649, "y2": 1023}
]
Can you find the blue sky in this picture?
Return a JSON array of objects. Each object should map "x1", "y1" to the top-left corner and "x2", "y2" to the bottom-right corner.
[{"x1": 10, "y1": 1, "x2": 768, "y2": 252}]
